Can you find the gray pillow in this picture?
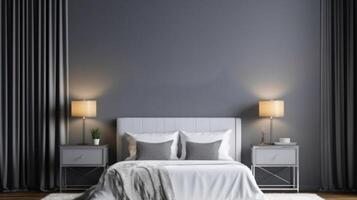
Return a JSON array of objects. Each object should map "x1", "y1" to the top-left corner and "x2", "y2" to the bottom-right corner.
[
  {"x1": 136, "y1": 140, "x2": 173, "y2": 160},
  {"x1": 185, "y1": 140, "x2": 222, "y2": 160}
]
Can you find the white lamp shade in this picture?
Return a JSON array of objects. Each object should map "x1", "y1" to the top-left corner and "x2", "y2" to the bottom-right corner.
[
  {"x1": 259, "y1": 100, "x2": 284, "y2": 118},
  {"x1": 71, "y1": 100, "x2": 97, "y2": 117}
]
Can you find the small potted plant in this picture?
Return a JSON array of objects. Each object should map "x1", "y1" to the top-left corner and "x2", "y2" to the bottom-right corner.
[{"x1": 91, "y1": 128, "x2": 101, "y2": 145}]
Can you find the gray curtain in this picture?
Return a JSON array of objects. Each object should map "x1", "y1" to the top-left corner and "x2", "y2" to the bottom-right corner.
[
  {"x1": 0, "y1": 0, "x2": 69, "y2": 191},
  {"x1": 321, "y1": 0, "x2": 356, "y2": 191}
]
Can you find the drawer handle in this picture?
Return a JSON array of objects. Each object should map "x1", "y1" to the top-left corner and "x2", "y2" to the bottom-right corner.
[{"x1": 74, "y1": 154, "x2": 83, "y2": 161}]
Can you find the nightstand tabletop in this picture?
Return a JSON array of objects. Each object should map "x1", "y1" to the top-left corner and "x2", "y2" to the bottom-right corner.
[
  {"x1": 60, "y1": 144, "x2": 108, "y2": 148},
  {"x1": 252, "y1": 144, "x2": 298, "y2": 148}
]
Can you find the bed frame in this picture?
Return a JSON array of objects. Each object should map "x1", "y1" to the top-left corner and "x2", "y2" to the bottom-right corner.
[{"x1": 116, "y1": 117, "x2": 241, "y2": 161}]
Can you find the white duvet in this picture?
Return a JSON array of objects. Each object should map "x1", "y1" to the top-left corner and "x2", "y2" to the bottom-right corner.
[
  {"x1": 133, "y1": 160, "x2": 264, "y2": 200},
  {"x1": 164, "y1": 160, "x2": 264, "y2": 200},
  {"x1": 76, "y1": 160, "x2": 264, "y2": 200}
]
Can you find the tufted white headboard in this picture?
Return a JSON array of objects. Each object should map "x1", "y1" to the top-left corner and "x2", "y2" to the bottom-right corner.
[{"x1": 116, "y1": 117, "x2": 241, "y2": 161}]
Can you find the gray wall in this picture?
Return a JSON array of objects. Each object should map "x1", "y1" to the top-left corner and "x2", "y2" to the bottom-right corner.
[{"x1": 69, "y1": 0, "x2": 321, "y2": 190}]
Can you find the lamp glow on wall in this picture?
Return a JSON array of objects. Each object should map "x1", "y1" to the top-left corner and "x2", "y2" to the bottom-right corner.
[
  {"x1": 71, "y1": 100, "x2": 97, "y2": 144},
  {"x1": 259, "y1": 100, "x2": 284, "y2": 144}
]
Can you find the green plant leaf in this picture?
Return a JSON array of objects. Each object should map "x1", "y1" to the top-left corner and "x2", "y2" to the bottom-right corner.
[{"x1": 90, "y1": 128, "x2": 101, "y2": 139}]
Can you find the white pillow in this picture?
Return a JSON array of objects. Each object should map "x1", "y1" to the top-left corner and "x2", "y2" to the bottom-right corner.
[
  {"x1": 179, "y1": 129, "x2": 233, "y2": 160},
  {"x1": 125, "y1": 131, "x2": 179, "y2": 160}
]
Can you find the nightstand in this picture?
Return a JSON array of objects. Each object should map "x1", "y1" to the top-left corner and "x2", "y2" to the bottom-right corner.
[
  {"x1": 59, "y1": 145, "x2": 108, "y2": 191},
  {"x1": 251, "y1": 145, "x2": 299, "y2": 192}
]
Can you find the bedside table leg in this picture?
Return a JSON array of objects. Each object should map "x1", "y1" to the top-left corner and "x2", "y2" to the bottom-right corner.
[
  {"x1": 64, "y1": 168, "x2": 67, "y2": 190},
  {"x1": 292, "y1": 167, "x2": 296, "y2": 188},
  {"x1": 59, "y1": 167, "x2": 62, "y2": 192},
  {"x1": 296, "y1": 167, "x2": 300, "y2": 192}
]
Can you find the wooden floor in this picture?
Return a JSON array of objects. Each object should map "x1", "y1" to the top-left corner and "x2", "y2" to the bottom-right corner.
[
  {"x1": 318, "y1": 193, "x2": 357, "y2": 200},
  {"x1": 0, "y1": 192, "x2": 357, "y2": 200}
]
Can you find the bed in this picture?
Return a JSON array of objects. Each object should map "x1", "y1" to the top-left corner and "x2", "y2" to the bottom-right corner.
[{"x1": 76, "y1": 118, "x2": 264, "y2": 200}]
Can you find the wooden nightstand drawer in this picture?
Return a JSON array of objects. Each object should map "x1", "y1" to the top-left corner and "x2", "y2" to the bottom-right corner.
[
  {"x1": 62, "y1": 149, "x2": 103, "y2": 165},
  {"x1": 254, "y1": 148, "x2": 296, "y2": 165},
  {"x1": 60, "y1": 145, "x2": 108, "y2": 166}
]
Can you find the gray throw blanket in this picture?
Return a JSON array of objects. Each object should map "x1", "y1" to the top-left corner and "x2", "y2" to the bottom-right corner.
[{"x1": 75, "y1": 162, "x2": 175, "y2": 200}]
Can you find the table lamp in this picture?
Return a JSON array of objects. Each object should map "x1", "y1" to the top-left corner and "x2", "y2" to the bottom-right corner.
[
  {"x1": 259, "y1": 100, "x2": 284, "y2": 144},
  {"x1": 71, "y1": 100, "x2": 96, "y2": 144}
]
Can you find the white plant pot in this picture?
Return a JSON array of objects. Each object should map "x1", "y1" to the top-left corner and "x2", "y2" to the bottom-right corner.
[{"x1": 93, "y1": 139, "x2": 100, "y2": 145}]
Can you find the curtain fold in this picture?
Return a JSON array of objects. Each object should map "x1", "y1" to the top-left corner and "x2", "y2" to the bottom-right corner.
[
  {"x1": 321, "y1": 0, "x2": 356, "y2": 191},
  {"x1": 0, "y1": 0, "x2": 69, "y2": 191}
]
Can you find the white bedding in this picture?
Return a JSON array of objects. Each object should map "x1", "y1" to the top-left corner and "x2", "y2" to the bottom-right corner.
[
  {"x1": 142, "y1": 160, "x2": 264, "y2": 200},
  {"x1": 76, "y1": 160, "x2": 264, "y2": 200}
]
